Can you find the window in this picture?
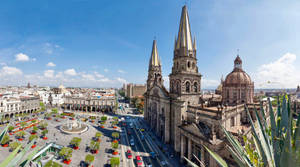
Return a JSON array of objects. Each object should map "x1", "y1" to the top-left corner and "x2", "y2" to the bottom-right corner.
[
  {"x1": 177, "y1": 82, "x2": 181, "y2": 93},
  {"x1": 186, "y1": 82, "x2": 190, "y2": 93},
  {"x1": 192, "y1": 62, "x2": 195, "y2": 69},
  {"x1": 187, "y1": 61, "x2": 191, "y2": 68},
  {"x1": 231, "y1": 117, "x2": 234, "y2": 127},
  {"x1": 193, "y1": 82, "x2": 198, "y2": 92}
]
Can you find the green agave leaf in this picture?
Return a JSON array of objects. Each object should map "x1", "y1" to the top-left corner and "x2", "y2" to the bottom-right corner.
[
  {"x1": 19, "y1": 146, "x2": 40, "y2": 167},
  {"x1": 0, "y1": 123, "x2": 9, "y2": 143},
  {"x1": 268, "y1": 98, "x2": 280, "y2": 166},
  {"x1": 0, "y1": 144, "x2": 22, "y2": 167},
  {"x1": 246, "y1": 106, "x2": 269, "y2": 166},
  {"x1": 204, "y1": 145, "x2": 228, "y2": 167},
  {"x1": 254, "y1": 108, "x2": 274, "y2": 166},
  {"x1": 7, "y1": 138, "x2": 36, "y2": 167},
  {"x1": 184, "y1": 157, "x2": 199, "y2": 167},
  {"x1": 281, "y1": 96, "x2": 288, "y2": 134},
  {"x1": 294, "y1": 112, "x2": 300, "y2": 150},
  {"x1": 226, "y1": 145, "x2": 247, "y2": 167}
]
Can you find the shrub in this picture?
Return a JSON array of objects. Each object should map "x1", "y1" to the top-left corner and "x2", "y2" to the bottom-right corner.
[
  {"x1": 112, "y1": 132, "x2": 120, "y2": 139},
  {"x1": 29, "y1": 134, "x2": 38, "y2": 142},
  {"x1": 44, "y1": 160, "x2": 62, "y2": 167},
  {"x1": 110, "y1": 157, "x2": 120, "y2": 167},
  {"x1": 1, "y1": 135, "x2": 10, "y2": 145},
  {"x1": 85, "y1": 154, "x2": 95, "y2": 165},
  {"x1": 42, "y1": 129, "x2": 48, "y2": 137},
  {"x1": 8, "y1": 126, "x2": 14, "y2": 132},
  {"x1": 9, "y1": 141, "x2": 20, "y2": 151},
  {"x1": 70, "y1": 137, "x2": 82, "y2": 147},
  {"x1": 59, "y1": 147, "x2": 73, "y2": 160}
]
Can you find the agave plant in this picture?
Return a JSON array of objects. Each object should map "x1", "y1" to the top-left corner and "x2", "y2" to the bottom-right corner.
[
  {"x1": 0, "y1": 124, "x2": 40, "y2": 167},
  {"x1": 186, "y1": 96, "x2": 300, "y2": 167}
]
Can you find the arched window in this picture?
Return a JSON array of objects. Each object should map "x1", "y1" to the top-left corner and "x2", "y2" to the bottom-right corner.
[
  {"x1": 193, "y1": 82, "x2": 198, "y2": 92},
  {"x1": 186, "y1": 82, "x2": 190, "y2": 93},
  {"x1": 187, "y1": 61, "x2": 191, "y2": 68},
  {"x1": 192, "y1": 62, "x2": 195, "y2": 69},
  {"x1": 177, "y1": 81, "x2": 181, "y2": 93}
]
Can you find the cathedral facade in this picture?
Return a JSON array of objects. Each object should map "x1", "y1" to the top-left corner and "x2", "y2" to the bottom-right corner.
[{"x1": 144, "y1": 5, "x2": 261, "y2": 167}]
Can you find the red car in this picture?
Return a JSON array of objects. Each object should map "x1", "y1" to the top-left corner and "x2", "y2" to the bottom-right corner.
[
  {"x1": 136, "y1": 156, "x2": 143, "y2": 166},
  {"x1": 127, "y1": 150, "x2": 132, "y2": 159}
]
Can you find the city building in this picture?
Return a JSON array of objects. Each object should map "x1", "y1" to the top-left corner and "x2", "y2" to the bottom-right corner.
[
  {"x1": 0, "y1": 95, "x2": 40, "y2": 118},
  {"x1": 125, "y1": 83, "x2": 146, "y2": 98},
  {"x1": 144, "y1": 5, "x2": 266, "y2": 166}
]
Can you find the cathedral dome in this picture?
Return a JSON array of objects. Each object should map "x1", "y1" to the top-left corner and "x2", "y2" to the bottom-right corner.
[
  {"x1": 224, "y1": 56, "x2": 252, "y2": 86},
  {"x1": 224, "y1": 70, "x2": 252, "y2": 86}
]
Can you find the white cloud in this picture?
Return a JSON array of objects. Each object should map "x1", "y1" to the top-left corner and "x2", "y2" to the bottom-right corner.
[
  {"x1": 47, "y1": 62, "x2": 56, "y2": 67},
  {"x1": 0, "y1": 62, "x2": 6, "y2": 66},
  {"x1": 64, "y1": 69, "x2": 77, "y2": 76},
  {"x1": 94, "y1": 72, "x2": 104, "y2": 78},
  {"x1": 104, "y1": 69, "x2": 109, "y2": 72},
  {"x1": 32, "y1": 58, "x2": 37, "y2": 61},
  {"x1": 15, "y1": 53, "x2": 29, "y2": 62},
  {"x1": 81, "y1": 74, "x2": 95, "y2": 81},
  {"x1": 1, "y1": 66, "x2": 23, "y2": 76},
  {"x1": 116, "y1": 77, "x2": 127, "y2": 83},
  {"x1": 117, "y1": 70, "x2": 126, "y2": 74},
  {"x1": 255, "y1": 53, "x2": 300, "y2": 88},
  {"x1": 44, "y1": 70, "x2": 55, "y2": 78}
]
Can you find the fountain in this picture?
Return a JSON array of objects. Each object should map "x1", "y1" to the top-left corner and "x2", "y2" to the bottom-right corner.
[{"x1": 60, "y1": 117, "x2": 88, "y2": 134}]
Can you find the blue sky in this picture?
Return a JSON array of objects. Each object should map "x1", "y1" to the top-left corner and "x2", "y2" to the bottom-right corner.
[{"x1": 0, "y1": 0, "x2": 300, "y2": 88}]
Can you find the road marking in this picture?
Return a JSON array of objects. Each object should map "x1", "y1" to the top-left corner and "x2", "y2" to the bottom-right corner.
[
  {"x1": 123, "y1": 127, "x2": 135, "y2": 167},
  {"x1": 133, "y1": 120, "x2": 163, "y2": 167}
]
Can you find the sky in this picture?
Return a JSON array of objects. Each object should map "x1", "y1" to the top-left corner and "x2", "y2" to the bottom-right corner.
[{"x1": 0, "y1": 0, "x2": 300, "y2": 89}]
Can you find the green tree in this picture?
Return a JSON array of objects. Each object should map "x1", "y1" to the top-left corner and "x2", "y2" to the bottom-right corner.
[
  {"x1": 110, "y1": 157, "x2": 120, "y2": 167},
  {"x1": 44, "y1": 160, "x2": 62, "y2": 167},
  {"x1": 8, "y1": 126, "x2": 14, "y2": 132},
  {"x1": 20, "y1": 122, "x2": 27, "y2": 129},
  {"x1": 16, "y1": 131, "x2": 26, "y2": 139},
  {"x1": 59, "y1": 147, "x2": 73, "y2": 160},
  {"x1": 32, "y1": 126, "x2": 38, "y2": 133},
  {"x1": 90, "y1": 140, "x2": 100, "y2": 151},
  {"x1": 101, "y1": 116, "x2": 107, "y2": 121},
  {"x1": 70, "y1": 137, "x2": 82, "y2": 148},
  {"x1": 85, "y1": 154, "x2": 95, "y2": 165},
  {"x1": 9, "y1": 141, "x2": 20, "y2": 151},
  {"x1": 112, "y1": 132, "x2": 120, "y2": 139},
  {"x1": 95, "y1": 132, "x2": 102, "y2": 140},
  {"x1": 29, "y1": 134, "x2": 37, "y2": 142},
  {"x1": 1, "y1": 135, "x2": 10, "y2": 145},
  {"x1": 41, "y1": 129, "x2": 48, "y2": 137}
]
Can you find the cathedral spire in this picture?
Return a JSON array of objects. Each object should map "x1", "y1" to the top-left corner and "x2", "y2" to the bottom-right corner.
[
  {"x1": 175, "y1": 5, "x2": 193, "y2": 51},
  {"x1": 149, "y1": 40, "x2": 160, "y2": 68}
]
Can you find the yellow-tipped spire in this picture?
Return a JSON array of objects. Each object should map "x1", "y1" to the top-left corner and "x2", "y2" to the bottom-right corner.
[
  {"x1": 149, "y1": 40, "x2": 160, "y2": 67},
  {"x1": 175, "y1": 5, "x2": 194, "y2": 51}
]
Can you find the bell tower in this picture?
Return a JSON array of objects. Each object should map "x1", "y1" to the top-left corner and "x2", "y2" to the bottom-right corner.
[
  {"x1": 147, "y1": 40, "x2": 163, "y2": 90},
  {"x1": 169, "y1": 5, "x2": 202, "y2": 104}
]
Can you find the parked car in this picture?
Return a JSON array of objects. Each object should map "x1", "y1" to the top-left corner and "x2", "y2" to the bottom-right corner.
[
  {"x1": 127, "y1": 149, "x2": 132, "y2": 159},
  {"x1": 136, "y1": 156, "x2": 143, "y2": 167}
]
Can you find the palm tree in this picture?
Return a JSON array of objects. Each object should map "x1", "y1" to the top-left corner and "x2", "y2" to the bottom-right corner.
[{"x1": 85, "y1": 154, "x2": 95, "y2": 166}]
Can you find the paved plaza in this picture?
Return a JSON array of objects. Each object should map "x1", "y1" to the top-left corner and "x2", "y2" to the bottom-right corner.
[{"x1": 0, "y1": 111, "x2": 123, "y2": 167}]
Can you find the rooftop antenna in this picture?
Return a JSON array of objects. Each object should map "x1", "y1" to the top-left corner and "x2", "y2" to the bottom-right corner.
[{"x1": 237, "y1": 49, "x2": 240, "y2": 56}]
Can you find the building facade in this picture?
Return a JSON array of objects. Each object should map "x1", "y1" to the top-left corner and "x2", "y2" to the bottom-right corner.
[
  {"x1": 63, "y1": 96, "x2": 115, "y2": 112},
  {"x1": 125, "y1": 83, "x2": 147, "y2": 98},
  {"x1": 0, "y1": 96, "x2": 40, "y2": 118},
  {"x1": 144, "y1": 5, "x2": 264, "y2": 166}
]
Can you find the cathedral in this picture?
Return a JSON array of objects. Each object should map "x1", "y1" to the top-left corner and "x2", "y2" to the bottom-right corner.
[{"x1": 144, "y1": 5, "x2": 265, "y2": 166}]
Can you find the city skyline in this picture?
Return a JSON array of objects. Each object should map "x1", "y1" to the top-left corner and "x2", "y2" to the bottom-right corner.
[{"x1": 0, "y1": 0, "x2": 300, "y2": 88}]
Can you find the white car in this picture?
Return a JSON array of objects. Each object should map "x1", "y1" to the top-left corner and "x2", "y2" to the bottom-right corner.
[{"x1": 130, "y1": 141, "x2": 135, "y2": 146}]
